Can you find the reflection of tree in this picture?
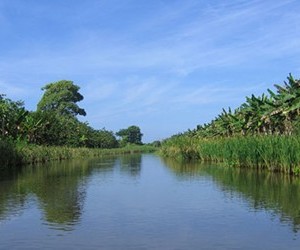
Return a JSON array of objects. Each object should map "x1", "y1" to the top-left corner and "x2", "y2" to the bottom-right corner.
[
  {"x1": 119, "y1": 154, "x2": 142, "y2": 177},
  {"x1": 0, "y1": 168, "x2": 27, "y2": 220},
  {"x1": 33, "y1": 164, "x2": 88, "y2": 229},
  {"x1": 162, "y1": 157, "x2": 205, "y2": 179},
  {"x1": 163, "y1": 157, "x2": 300, "y2": 232},
  {"x1": 0, "y1": 183, "x2": 18, "y2": 220},
  {"x1": 208, "y1": 167, "x2": 300, "y2": 233},
  {"x1": 0, "y1": 157, "x2": 116, "y2": 230}
]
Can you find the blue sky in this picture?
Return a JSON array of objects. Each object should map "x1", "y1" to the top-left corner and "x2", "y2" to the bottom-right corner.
[{"x1": 1, "y1": 0, "x2": 300, "y2": 142}]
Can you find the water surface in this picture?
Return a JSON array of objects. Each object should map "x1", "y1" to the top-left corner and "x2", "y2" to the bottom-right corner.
[{"x1": 0, "y1": 154, "x2": 300, "y2": 249}]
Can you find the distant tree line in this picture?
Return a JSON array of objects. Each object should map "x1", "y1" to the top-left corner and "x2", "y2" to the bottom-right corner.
[{"x1": 0, "y1": 80, "x2": 143, "y2": 148}]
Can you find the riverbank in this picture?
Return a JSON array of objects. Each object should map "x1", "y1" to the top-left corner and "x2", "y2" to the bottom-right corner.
[
  {"x1": 160, "y1": 135, "x2": 300, "y2": 175},
  {"x1": 0, "y1": 140, "x2": 156, "y2": 169}
]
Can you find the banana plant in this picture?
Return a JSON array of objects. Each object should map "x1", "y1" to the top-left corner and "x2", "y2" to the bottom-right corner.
[
  {"x1": 268, "y1": 74, "x2": 300, "y2": 134},
  {"x1": 0, "y1": 96, "x2": 28, "y2": 139},
  {"x1": 20, "y1": 113, "x2": 44, "y2": 143}
]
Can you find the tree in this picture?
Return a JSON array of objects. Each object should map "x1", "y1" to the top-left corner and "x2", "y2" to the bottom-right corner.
[
  {"x1": 37, "y1": 80, "x2": 86, "y2": 117},
  {"x1": 89, "y1": 129, "x2": 119, "y2": 148},
  {"x1": 19, "y1": 111, "x2": 44, "y2": 143},
  {"x1": 0, "y1": 94, "x2": 28, "y2": 139},
  {"x1": 116, "y1": 125, "x2": 143, "y2": 146}
]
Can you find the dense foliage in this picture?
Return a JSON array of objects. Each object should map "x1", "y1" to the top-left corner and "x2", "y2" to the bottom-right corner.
[
  {"x1": 0, "y1": 80, "x2": 143, "y2": 152},
  {"x1": 116, "y1": 125, "x2": 143, "y2": 146},
  {"x1": 0, "y1": 94, "x2": 28, "y2": 139},
  {"x1": 37, "y1": 80, "x2": 87, "y2": 117},
  {"x1": 163, "y1": 74, "x2": 300, "y2": 139},
  {"x1": 161, "y1": 74, "x2": 300, "y2": 174},
  {"x1": 188, "y1": 74, "x2": 300, "y2": 138}
]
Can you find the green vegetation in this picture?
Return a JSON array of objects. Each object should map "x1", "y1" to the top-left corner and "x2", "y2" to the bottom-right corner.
[
  {"x1": 0, "y1": 140, "x2": 19, "y2": 168},
  {"x1": 1, "y1": 143, "x2": 155, "y2": 168},
  {"x1": 0, "y1": 80, "x2": 149, "y2": 169},
  {"x1": 37, "y1": 80, "x2": 87, "y2": 117},
  {"x1": 116, "y1": 125, "x2": 143, "y2": 146},
  {"x1": 161, "y1": 135, "x2": 300, "y2": 174},
  {"x1": 0, "y1": 81, "x2": 120, "y2": 148},
  {"x1": 161, "y1": 74, "x2": 300, "y2": 175}
]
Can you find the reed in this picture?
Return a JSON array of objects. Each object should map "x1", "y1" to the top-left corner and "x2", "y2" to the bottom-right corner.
[
  {"x1": 0, "y1": 140, "x2": 19, "y2": 168},
  {"x1": 160, "y1": 135, "x2": 300, "y2": 175},
  {"x1": 0, "y1": 142, "x2": 156, "y2": 169}
]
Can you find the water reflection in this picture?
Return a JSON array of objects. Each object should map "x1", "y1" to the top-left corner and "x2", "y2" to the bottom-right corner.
[
  {"x1": 0, "y1": 168, "x2": 28, "y2": 221},
  {"x1": 0, "y1": 157, "x2": 116, "y2": 231},
  {"x1": 1, "y1": 154, "x2": 300, "y2": 240},
  {"x1": 162, "y1": 157, "x2": 300, "y2": 232},
  {"x1": 0, "y1": 154, "x2": 143, "y2": 231},
  {"x1": 119, "y1": 154, "x2": 142, "y2": 177}
]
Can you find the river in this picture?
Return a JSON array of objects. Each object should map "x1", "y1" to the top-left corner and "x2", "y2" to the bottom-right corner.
[{"x1": 0, "y1": 154, "x2": 299, "y2": 249}]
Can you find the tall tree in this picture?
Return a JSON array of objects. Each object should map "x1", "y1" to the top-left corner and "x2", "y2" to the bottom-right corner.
[{"x1": 37, "y1": 80, "x2": 86, "y2": 117}]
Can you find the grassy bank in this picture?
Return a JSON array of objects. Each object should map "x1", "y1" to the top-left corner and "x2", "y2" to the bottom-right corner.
[
  {"x1": 0, "y1": 141, "x2": 156, "y2": 169},
  {"x1": 160, "y1": 135, "x2": 300, "y2": 175}
]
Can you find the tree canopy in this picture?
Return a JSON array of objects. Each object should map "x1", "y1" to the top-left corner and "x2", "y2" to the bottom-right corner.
[
  {"x1": 116, "y1": 125, "x2": 143, "y2": 145},
  {"x1": 1, "y1": 80, "x2": 121, "y2": 149},
  {"x1": 0, "y1": 95, "x2": 27, "y2": 138},
  {"x1": 37, "y1": 80, "x2": 86, "y2": 117}
]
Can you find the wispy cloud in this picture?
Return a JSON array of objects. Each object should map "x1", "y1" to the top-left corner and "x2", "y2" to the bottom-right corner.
[
  {"x1": 0, "y1": 2, "x2": 295, "y2": 64},
  {"x1": 0, "y1": 80, "x2": 29, "y2": 99},
  {"x1": 1, "y1": 0, "x2": 299, "y2": 78},
  {"x1": 83, "y1": 81, "x2": 118, "y2": 102}
]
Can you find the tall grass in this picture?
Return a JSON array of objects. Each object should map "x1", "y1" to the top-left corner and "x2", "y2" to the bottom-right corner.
[
  {"x1": 160, "y1": 136, "x2": 200, "y2": 160},
  {"x1": 160, "y1": 135, "x2": 300, "y2": 175},
  {"x1": 0, "y1": 142, "x2": 156, "y2": 169},
  {"x1": 0, "y1": 140, "x2": 19, "y2": 168}
]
